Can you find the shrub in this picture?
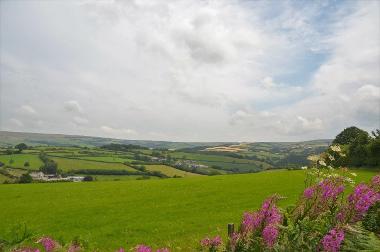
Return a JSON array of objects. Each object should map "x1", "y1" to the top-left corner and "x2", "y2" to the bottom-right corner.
[
  {"x1": 363, "y1": 201, "x2": 380, "y2": 234},
  {"x1": 83, "y1": 175, "x2": 94, "y2": 182},
  {"x1": 19, "y1": 174, "x2": 32, "y2": 184}
]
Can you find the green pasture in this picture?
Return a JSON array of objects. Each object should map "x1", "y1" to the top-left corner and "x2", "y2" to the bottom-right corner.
[
  {"x1": 170, "y1": 152, "x2": 261, "y2": 164},
  {"x1": 0, "y1": 169, "x2": 377, "y2": 251},
  {"x1": 0, "y1": 154, "x2": 43, "y2": 170},
  {"x1": 198, "y1": 160, "x2": 264, "y2": 172},
  {"x1": 50, "y1": 157, "x2": 136, "y2": 172},
  {"x1": 73, "y1": 156, "x2": 133, "y2": 163},
  {"x1": 145, "y1": 165, "x2": 201, "y2": 177}
]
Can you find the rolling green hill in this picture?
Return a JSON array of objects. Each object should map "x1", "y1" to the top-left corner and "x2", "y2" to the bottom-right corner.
[
  {"x1": 0, "y1": 131, "x2": 231, "y2": 149},
  {"x1": 0, "y1": 132, "x2": 333, "y2": 178}
]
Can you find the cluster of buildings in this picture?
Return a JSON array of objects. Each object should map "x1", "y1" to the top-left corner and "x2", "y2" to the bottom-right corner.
[
  {"x1": 30, "y1": 172, "x2": 84, "y2": 182},
  {"x1": 174, "y1": 160, "x2": 208, "y2": 169},
  {"x1": 150, "y1": 157, "x2": 167, "y2": 162}
]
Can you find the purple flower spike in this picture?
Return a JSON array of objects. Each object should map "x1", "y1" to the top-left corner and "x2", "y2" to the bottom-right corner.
[
  {"x1": 262, "y1": 225, "x2": 279, "y2": 248},
  {"x1": 38, "y1": 237, "x2": 56, "y2": 252},
  {"x1": 304, "y1": 187, "x2": 315, "y2": 199},
  {"x1": 135, "y1": 245, "x2": 152, "y2": 252},
  {"x1": 321, "y1": 228, "x2": 344, "y2": 252}
]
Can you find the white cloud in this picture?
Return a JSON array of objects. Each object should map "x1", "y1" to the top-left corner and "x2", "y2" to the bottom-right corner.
[
  {"x1": 100, "y1": 126, "x2": 137, "y2": 138},
  {"x1": 18, "y1": 105, "x2": 37, "y2": 116},
  {"x1": 64, "y1": 101, "x2": 83, "y2": 113},
  {"x1": 0, "y1": 0, "x2": 378, "y2": 141},
  {"x1": 73, "y1": 116, "x2": 89, "y2": 125},
  {"x1": 9, "y1": 118, "x2": 24, "y2": 128}
]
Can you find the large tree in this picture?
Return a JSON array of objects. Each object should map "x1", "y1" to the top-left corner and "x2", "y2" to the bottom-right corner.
[
  {"x1": 40, "y1": 160, "x2": 58, "y2": 174},
  {"x1": 15, "y1": 143, "x2": 28, "y2": 153},
  {"x1": 333, "y1": 126, "x2": 370, "y2": 145}
]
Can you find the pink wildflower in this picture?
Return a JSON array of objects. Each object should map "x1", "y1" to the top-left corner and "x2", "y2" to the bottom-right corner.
[
  {"x1": 259, "y1": 197, "x2": 282, "y2": 226},
  {"x1": 262, "y1": 225, "x2": 279, "y2": 248},
  {"x1": 371, "y1": 174, "x2": 380, "y2": 190},
  {"x1": 211, "y1": 236, "x2": 222, "y2": 247},
  {"x1": 229, "y1": 232, "x2": 240, "y2": 249},
  {"x1": 321, "y1": 228, "x2": 344, "y2": 252},
  {"x1": 135, "y1": 245, "x2": 152, "y2": 252},
  {"x1": 242, "y1": 212, "x2": 262, "y2": 232},
  {"x1": 264, "y1": 205, "x2": 282, "y2": 225},
  {"x1": 319, "y1": 180, "x2": 344, "y2": 200},
  {"x1": 200, "y1": 236, "x2": 222, "y2": 249},
  {"x1": 38, "y1": 237, "x2": 56, "y2": 252},
  {"x1": 304, "y1": 187, "x2": 315, "y2": 199},
  {"x1": 348, "y1": 183, "x2": 380, "y2": 221},
  {"x1": 200, "y1": 237, "x2": 210, "y2": 247},
  {"x1": 118, "y1": 248, "x2": 125, "y2": 252}
]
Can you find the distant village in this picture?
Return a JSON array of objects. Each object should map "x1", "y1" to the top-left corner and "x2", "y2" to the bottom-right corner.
[{"x1": 30, "y1": 172, "x2": 85, "y2": 182}]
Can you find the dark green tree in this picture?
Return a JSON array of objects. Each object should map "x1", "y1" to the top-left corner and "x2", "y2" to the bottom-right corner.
[
  {"x1": 15, "y1": 143, "x2": 28, "y2": 153},
  {"x1": 333, "y1": 126, "x2": 370, "y2": 145},
  {"x1": 40, "y1": 160, "x2": 58, "y2": 174},
  {"x1": 19, "y1": 173, "x2": 32, "y2": 183},
  {"x1": 83, "y1": 175, "x2": 94, "y2": 182}
]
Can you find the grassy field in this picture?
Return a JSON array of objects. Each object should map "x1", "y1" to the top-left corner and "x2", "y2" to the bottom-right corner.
[
  {"x1": 0, "y1": 169, "x2": 377, "y2": 251},
  {"x1": 50, "y1": 157, "x2": 137, "y2": 172},
  {"x1": 145, "y1": 165, "x2": 201, "y2": 177},
  {"x1": 0, "y1": 154, "x2": 43, "y2": 170},
  {"x1": 72, "y1": 156, "x2": 131, "y2": 163}
]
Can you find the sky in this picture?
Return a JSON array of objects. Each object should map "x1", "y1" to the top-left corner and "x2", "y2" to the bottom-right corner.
[{"x1": 0, "y1": 0, "x2": 379, "y2": 142}]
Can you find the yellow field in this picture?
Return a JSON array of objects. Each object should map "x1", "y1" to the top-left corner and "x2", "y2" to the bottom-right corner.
[{"x1": 145, "y1": 165, "x2": 201, "y2": 177}]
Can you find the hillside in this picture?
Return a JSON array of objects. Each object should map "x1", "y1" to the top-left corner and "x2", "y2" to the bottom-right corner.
[
  {"x1": 0, "y1": 131, "x2": 332, "y2": 174},
  {"x1": 0, "y1": 131, "x2": 233, "y2": 149}
]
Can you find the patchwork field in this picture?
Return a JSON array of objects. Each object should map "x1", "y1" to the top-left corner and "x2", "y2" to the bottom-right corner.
[
  {"x1": 0, "y1": 154, "x2": 43, "y2": 170},
  {"x1": 145, "y1": 165, "x2": 201, "y2": 177},
  {"x1": 49, "y1": 157, "x2": 137, "y2": 172},
  {"x1": 0, "y1": 169, "x2": 377, "y2": 251}
]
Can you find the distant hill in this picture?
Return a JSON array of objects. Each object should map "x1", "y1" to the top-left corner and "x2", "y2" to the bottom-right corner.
[{"x1": 0, "y1": 131, "x2": 234, "y2": 149}]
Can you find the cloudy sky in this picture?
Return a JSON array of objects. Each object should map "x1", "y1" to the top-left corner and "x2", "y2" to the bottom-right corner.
[{"x1": 0, "y1": 0, "x2": 379, "y2": 142}]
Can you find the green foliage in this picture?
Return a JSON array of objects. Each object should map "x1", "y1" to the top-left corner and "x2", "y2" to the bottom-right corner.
[
  {"x1": 0, "y1": 223, "x2": 33, "y2": 248},
  {"x1": 333, "y1": 126, "x2": 370, "y2": 145},
  {"x1": 341, "y1": 225, "x2": 380, "y2": 251},
  {"x1": 83, "y1": 175, "x2": 94, "y2": 182},
  {"x1": 39, "y1": 157, "x2": 58, "y2": 175},
  {"x1": 363, "y1": 202, "x2": 380, "y2": 234},
  {"x1": 101, "y1": 143, "x2": 149, "y2": 151},
  {"x1": 18, "y1": 173, "x2": 32, "y2": 183},
  {"x1": 330, "y1": 127, "x2": 380, "y2": 167},
  {"x1": 15, "y1": 143, "x2": 28, "y2": 152}
]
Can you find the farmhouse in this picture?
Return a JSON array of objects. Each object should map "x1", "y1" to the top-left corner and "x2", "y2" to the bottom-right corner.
[{"x1": 30, "y1": 172, "x2": 84, "y2": 182}]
